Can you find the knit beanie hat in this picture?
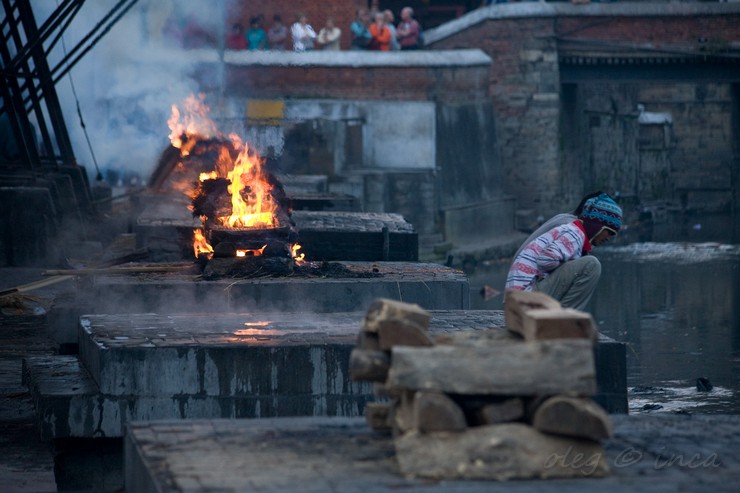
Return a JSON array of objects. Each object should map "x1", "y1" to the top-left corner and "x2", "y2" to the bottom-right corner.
[{"x1": 579, "y1": 193, "x2": 623, "y2": 239}]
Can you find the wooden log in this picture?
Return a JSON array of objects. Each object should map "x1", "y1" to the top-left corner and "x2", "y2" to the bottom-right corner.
[
  {"x1": 349, "y1": 349, "x2": 390, "y2": 382},
  {"x1": 386, "y1": 339, "x2": 596, "y2": 396},
  {"x1": 476, "y1": 398, "x2": 525, "y2": 425},
  {"x1": 377, "y1": 319, "x2": 434, "y2": 350},
  {"x1": 532, "y1": 395, "x2": 613, "y2": 441},
  {"x1": 356, "y1": 331, "x2": 380, "y2": 351},
  {"x1": 395, "y1": 423, "x2": 609, "y2": 480},
  {"x1": 373, "y1": 382, "x2": 401, "y2": 400},
  {"x1": 362, "y1": 298, "x2": 431, "y2": 333},
  {"x1": 393, "y1": 391, "x2": 416, "y2": 435},
  {"x1": 0, "y1": 275, "x2": 75, "y2": 297},
  {"x1": 365, "y1": 402, "x2": 393, "y2": 432},
  {"x1": 413, "y1": 391, "x2": 467, "y2": 434},
  {"x1": 512, "y1": 308, "x2": 597, "y2": 342},
  {"x1": 504, "y1": 290, "x2": 561, "y2": 331}
]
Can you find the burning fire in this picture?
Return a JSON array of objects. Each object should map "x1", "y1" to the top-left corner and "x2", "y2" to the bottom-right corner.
[
  {"x1": 222, "y1": 134, "x2": 279, "y2": 229},
  {"x1": 236, "y1": 245, "x2": 267, "y2": 257},
  {"x1": 193, "y1": 228, "x2": 213, "y2": 259},
  {"x1": 291, "y1": 244, "x2": 305, "y2": 264},
  {"x1": 169, "y1": 95, "x2": 291, "y2": 258},
  {"x1": 168, "y1": 94, "x2": 219, "y2": 155}
]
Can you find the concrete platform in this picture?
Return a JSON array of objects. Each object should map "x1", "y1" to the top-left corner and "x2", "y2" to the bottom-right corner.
[
  {"x1": 47, "y1": 261, "x2": 469, "y2": 347},
  {"x1": 124, "y1": 415, "x2": 740, "y2": 493},
  {"x1": 83, "y1": 262, "x2": 465, "y2": 314},
  {"x1": 25, "y1": 311, "x2": 626, "y2": 440}
]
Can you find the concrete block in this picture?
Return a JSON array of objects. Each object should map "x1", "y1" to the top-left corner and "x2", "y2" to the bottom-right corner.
[
  {"x1": 27, "y1": 311, "x2": 626, "y2": 439},
  {"x1": 24, "y1": 355, "x2": 373, "y2": 440}
]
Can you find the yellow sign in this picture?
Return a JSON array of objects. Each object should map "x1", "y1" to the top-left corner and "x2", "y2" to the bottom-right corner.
[{"x1": 245, "y1": 100, "x2": 284, "y2": 125}]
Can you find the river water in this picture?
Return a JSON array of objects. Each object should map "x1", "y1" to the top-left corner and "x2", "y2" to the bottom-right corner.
[{"x1": 468, "y1": 212, "x2": 740, "y2": 414}]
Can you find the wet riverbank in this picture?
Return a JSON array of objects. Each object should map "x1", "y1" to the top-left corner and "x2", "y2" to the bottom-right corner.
[{"x1": 468, "y1": 212, "x2": 740, "y2": 415}]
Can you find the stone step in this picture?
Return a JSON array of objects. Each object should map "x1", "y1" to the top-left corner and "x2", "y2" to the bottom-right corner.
[
  {"x1": 82, "y1": 261, "x2": 468, "y2": 315},
  {"x1": 47, "y1": 261, "x2": 470, "y2": 349},
  {"x1": 77, "y1": 313, "x2": 366, "y2": 396},
  {"x1": 27, "y1": 311, "x2": 626, "y2": 439},
  {"x1": 23, "y1": 355, "x2": 370, "y2": 441},
  {"x1": 122, "y1": 415, "x2": 740, "y2": 493}
]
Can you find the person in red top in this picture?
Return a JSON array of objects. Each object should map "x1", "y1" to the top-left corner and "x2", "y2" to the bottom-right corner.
[
  {"x1": 368, "y1": 12, "x2": 391, "y2": 51},
  {"x1": 225, "y1": 23, "x2": 247, "y2": 50},
  {"x1": 396, "y1": 7, "x2": 421, "y2": 50}
]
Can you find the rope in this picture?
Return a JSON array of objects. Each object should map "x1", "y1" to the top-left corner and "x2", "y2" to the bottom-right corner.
[{"x1": 56, "y1": 0, "x2": 103, "y2": 181}]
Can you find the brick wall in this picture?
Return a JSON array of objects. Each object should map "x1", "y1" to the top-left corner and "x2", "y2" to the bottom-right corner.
[
  {"x1": 429, "y1": 10, "x2": 740, "y2": 214},
  {"x1": 214, "y1": 63, "x2": 490, "y2": 102},
  {"x1": 434, "y1": 18, "x2": 562, "y2": 212}
]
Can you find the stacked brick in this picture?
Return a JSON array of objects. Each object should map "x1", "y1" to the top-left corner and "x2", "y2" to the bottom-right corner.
[{"x1": 349, "y1": 295, "x2": 612, "y2": 480}]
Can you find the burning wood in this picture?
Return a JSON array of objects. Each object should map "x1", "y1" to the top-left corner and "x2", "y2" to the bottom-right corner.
[
  {"x1": 162, "y1": 94, "x2": 302, "y2": 277},
  {"x1": 351, "y1": 295, "x2": 612, "y2": 480}
]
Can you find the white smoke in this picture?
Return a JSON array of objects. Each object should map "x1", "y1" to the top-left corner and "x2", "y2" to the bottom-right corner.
[{"x1": 31, "y1": 0, "x2": 226, "y2": 185}]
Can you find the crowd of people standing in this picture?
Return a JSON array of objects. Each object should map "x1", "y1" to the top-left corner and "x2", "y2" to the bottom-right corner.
[{"x1": 225, "y1": 6, "x2": 423, "y2": 52}]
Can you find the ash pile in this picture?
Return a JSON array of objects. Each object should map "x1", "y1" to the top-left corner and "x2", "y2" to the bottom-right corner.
[{"x1": 350, "y1": 293, "x2": 612, "y2": 480}]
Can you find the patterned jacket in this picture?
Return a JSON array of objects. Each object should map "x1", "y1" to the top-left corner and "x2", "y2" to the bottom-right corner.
[{"x1": 505, "y1": 220, "x2": 591, "y2": 292}]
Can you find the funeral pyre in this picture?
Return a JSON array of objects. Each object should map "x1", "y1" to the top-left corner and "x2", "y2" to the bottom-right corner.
[{"x1": 161, "y1": 95, "x2": 301, "y2": 279}]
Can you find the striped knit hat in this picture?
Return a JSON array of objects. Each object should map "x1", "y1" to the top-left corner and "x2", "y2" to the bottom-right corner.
[{"x1": 580, "y1": 193, "x2": 623, "y2": 237}]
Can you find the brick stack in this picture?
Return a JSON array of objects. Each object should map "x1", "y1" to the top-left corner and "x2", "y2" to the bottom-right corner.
[{"x1": 349, "y1": 295, "x2": 612, "y2": 480}]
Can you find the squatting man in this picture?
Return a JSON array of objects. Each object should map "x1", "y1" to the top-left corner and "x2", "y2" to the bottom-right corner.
[{"x1": 505, "y1": 193, "x2": 623, "y2": 310}]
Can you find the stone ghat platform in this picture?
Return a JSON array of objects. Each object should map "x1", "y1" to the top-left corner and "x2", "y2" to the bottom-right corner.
[
  {"x1": 24, "y1": 311, "x2": 625, "y2": 440},
  {"x1": 83, "y1": 262, "x2": 466, "y2": 314},
  {"x1": 49, "y1": 261, "x2": 469, "y2": 348},
  {"x1": 135, "y1": 193, "x2": 418, "y2": 262},
  {"x1": 124, "y1": 415, "x2": 740, "y2": 493}
]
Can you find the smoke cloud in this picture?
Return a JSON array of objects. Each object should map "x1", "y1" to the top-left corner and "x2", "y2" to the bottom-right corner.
[{"x1": 32, "y1": 0, "x2": 227, "y2": 185}]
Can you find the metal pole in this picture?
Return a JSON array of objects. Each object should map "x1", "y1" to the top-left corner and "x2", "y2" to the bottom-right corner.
[{"x1": 16, "y1": 0, "x2": 76, "y2": 166}]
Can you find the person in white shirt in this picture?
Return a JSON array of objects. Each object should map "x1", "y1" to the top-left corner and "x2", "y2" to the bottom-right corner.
[
  {"x1": 291, "y1": 14, "x2": 316, "y2": 52},
  {"x1": 317, "y1": 17, "x2": 341, "y2": 51}
]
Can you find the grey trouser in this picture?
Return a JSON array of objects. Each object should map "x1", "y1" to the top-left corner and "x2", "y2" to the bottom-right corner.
[{"x1": 533, "y1": 256, "x2": 601, "y2": 311}]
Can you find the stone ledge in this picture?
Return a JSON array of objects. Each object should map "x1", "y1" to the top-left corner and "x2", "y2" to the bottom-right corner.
[{"x1": 124, "y1": 414, "x2": 740, "y2": 493}]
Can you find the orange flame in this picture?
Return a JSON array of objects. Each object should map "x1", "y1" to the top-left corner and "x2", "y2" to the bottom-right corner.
[
  {"x1": 291, "y1": 244, "x2": 305, "y2": 264},
  {"x1": 193, "y1": 228, "x2": 213, "y2": 259},
  {"x1": 236, "y1": 245, "x2": 267, "y2": 257},
  {"x1": 223, "y1": 135, "x2": 278, "y2": 229},
  {"x1": 168, "y1": 95, "x2": 287, "y2": 259},
  {"x1": 168, "y1": 94, "x2": 218, "y2": 155}
]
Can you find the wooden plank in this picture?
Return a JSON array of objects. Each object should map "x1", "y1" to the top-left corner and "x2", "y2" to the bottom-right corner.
[
  {"x1": 363, "y1": 299, "x2": 431, "y2": 333},
  {"x1": 356, "y1": 331, "x2": 380, "y2": 351},
  {"x1": 349, "y1": 349, "x2": 390, "y2": 382},
  {"x1": 377, "y1": 320, "x2": 434, "y2": 350},
  {"x1": 386, "y1": 339, "x2": 596, "y2": 396},
  {"x1": 513, "y1": 308, "x2": 597, "y2": 342},
  {"x1": 504, "y1": 290, "x2": 561, "y2": 332}
]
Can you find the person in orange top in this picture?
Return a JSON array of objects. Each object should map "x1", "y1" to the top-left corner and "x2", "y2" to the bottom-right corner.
[{"x1": 368, "y1": 12, "x2": 391, "y2": 51}]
